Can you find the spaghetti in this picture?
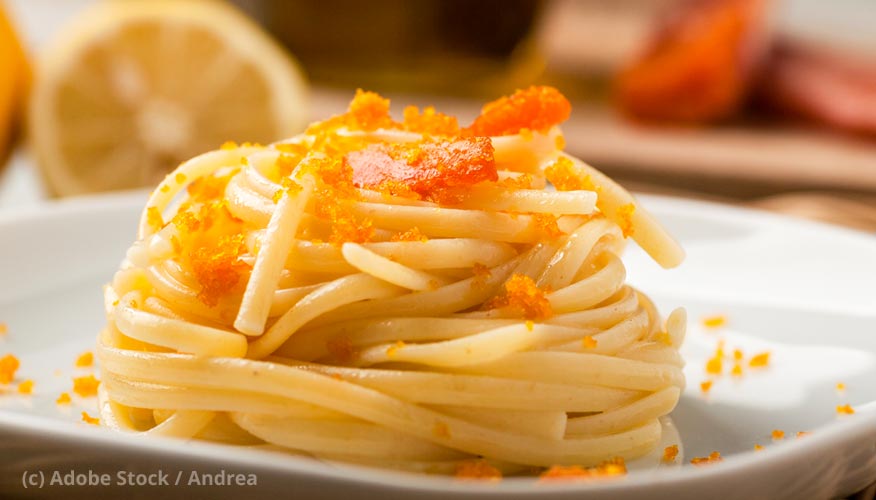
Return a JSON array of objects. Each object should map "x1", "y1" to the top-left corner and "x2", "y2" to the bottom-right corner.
[{"x1": 97, "y1": 86, "x2": 686, "y2": 475}]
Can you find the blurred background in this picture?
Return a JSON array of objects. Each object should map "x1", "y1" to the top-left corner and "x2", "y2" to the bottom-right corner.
[{"x1": 2, "y1": 0, "x2": 876, "y2": 230}]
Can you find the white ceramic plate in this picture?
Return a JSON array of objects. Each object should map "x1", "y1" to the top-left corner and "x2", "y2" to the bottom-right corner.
[{"x1": 0, "y1": 192, "x2": 875, "y2": 499}]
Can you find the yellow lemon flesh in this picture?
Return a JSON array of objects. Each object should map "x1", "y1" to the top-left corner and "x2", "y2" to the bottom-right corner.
[
  {"x1": 29, "y1": 0, "x2": 308, "y2": 196},
  {"x1": 0, "y1": 4, "x2": 30, "y2": 167}
]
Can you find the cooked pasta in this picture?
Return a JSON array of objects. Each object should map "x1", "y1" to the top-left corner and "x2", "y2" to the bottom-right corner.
[{"x1": 97, "y1": 86, "x2": 686, "y2": 475}]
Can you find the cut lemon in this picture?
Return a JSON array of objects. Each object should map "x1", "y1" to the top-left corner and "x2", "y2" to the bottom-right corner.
[
  {"x1": 0, "y1": 4, "x2": 30, "y2": 167},
  {"x1": 29, "y1": 0, "x2": 308, "y2": 196}
]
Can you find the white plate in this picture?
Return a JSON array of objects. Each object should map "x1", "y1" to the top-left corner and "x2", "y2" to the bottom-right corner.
[{"x1": 0, "y1": 192, "x2": 875, "y2": 499}]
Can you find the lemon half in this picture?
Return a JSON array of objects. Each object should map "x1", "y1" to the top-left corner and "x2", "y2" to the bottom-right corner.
[{"x1": 29, "y1": 0, "x2": 308, "y2": 196}]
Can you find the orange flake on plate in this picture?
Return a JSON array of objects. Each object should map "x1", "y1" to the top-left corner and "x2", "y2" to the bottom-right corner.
[
  {"x1": 749, "y1": 352, "x2": 770, "y2": 368},
  {"x1": 690, "y1": 451, "x2": 722, "y2": 465},
  {"x1": 836, "y1": 404, "x2": 855, "y2": 415},
  {"x1": 81, "y1": 411, "x2": 99, "y2": 425},
  {"x1": 662, "y1": 444, "x2": 679, "y2": 462},
  {"x1": 75, "y1": 351, "x2": 94, "y2": 368},
  {"x1": 17, "y1": 379, "x2": 33, "y2": 394},
  {"x1": 454, "y1": 460, "x2": 502, "y2": 481},
  {"x1": 702, "y1": 315, "x2": 726, "y2": 328},
  {"x1": 0, "y1": 353, "x2": 19, "y2": 384},
  {"x1": 72, "y1": 374, "x2": 100, "y2": 397}
]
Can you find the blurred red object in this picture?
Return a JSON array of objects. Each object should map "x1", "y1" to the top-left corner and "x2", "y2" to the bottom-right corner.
[
  {"x1": 757, "y1": 44, "x2": 876, "y2": 137},
  {"x1": 615, "y1": 0, "x2": 772, "y2": 123}
]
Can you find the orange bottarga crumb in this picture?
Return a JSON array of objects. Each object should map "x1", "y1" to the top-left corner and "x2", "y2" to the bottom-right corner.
[
  {"x1": 702, "y1": 315, "x2": 726, "y2": 328},
  {"x1": 299, "y1": 156, "x2": 375, "y2": 246},
  {"x1": 391, "y1": 227, "x2": 428, "y2": 242},
  {"x1": 56, "y1": 392, "x2": 72, "y2": 405},
  {"x1": 487, "y1": 274, "x2": 553, "y2": 320},
  {"x1": 146, "y1": 206, "x2": 164, "y2": 231},
  {"x1": 273, "y1": 177, "x2": 304, "y2": 203},
  {"x1": 544, "y1": 156, "x2": 596, "y2": 192},
  {"x1": 274, "y1": 148, "x2": 307, "y2": 178},
  {"x1": 525, "y1": 320, "x2": 535, "y2": 332},
  {"x1": 531, "y1": 213, "x2": 566, "y2": 239},
  {"x1": 754, "y1": 444, "x2": 765, "y2": 451},
  {"x1": 0, "y1": 354, "x2": 20, "y2": 384},
  {"x1": 186, "y1": 169, "x2": 239, "y2": 203},
  {"x1": 498, "y1": 173, "x2": 534, "y2": 190},
  {"x1": 836, "y1": 382, "x2": 846, "y2": 392},
  {"x1": 771, "y1": 429, "x2": 785, "y2": 440},
  {"x1": 175, "y1": 172, "x2": 187, "y2": 184},
  {"x1": 555, "y1": 134, "x2": 566, "y2": 150},
  {"x1": 617, "y1": 203, "x2": 636, "y2": 238},
  {"x1": 220, "y1": 140, "x2": 238, "y2": 150},
  {"x1": 386, "y1": 340, "x2": 406, "y2": 358},
  {"x1": 0, "y1": 323, "x2": 8, "y2": 336},
  {"x1": 17, "y1": 379, "x2": 33, "y2": 395},
  {"x1": 705, "y1": 356, "x2": 723, "y2": 375},
  {"x1": 731, "y1": 363, "x2": 743, "y2": 377},
  {"x1": 346, "y1": 137, "x2": 497, "y2": 202},
  {"x1": 326, "y1": 336, "x2": 354, "y2": 363},
  {"x1": 454, "y1": 460, "x2": 502, "y2": 481},
  {"x1": 796, "y1": 431, "x2": 811, "y2": 438},
  {"x1": 403, "y1": 105, "x2": 460, "y2": 136},
  {"x1": 190, "y1": 234, "x2": 251, "y2": 307},
  {"x1": 690, "y1": 452, "x2": 722, "y2": 465},
  {"x1": 836, "y1": 404, "x2": 855, "y2": 415},
  {"x1": 733, "y1": 349, "x2": 743, "y2": 361},
  {"x1": 72, "y1": 374, "x2": 100, "y2": 397},
  {"x1": 81, "y1": 411, "x2": 99, "y2": 425},
  {"x1": 471, "y1": 262, "x2": 492, "y2": 289},
  {"x1": 465, "y1": 86, "x2": 572, "y2": 137},
  {"x1": 159, "y1": 184, "x2": 170, "y2": 193},
  {"x1": 583, "y1": 336, "x2": 598, "y2": 349},
  {"x1": 749, "y1": 352, "x2": 770, "y2": 368},
  {"x1": 433, "y1": 421, "x2": 451, "y2": 438},
  {"x1": 662, "y1": 444, "x2": 679, "y2": 462},
  {"x1": 75, "y1": 351, "x2": 93, "y2": 368},
  {"x1": 700, "y1": 380, "x2": 713, "y2": 393},
  {"x1": 345, "y1": 89, "x2": 395, "y2": 131},
  {"x1": 539, "y1": 458, "x2": 627, "y2": 481}
]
